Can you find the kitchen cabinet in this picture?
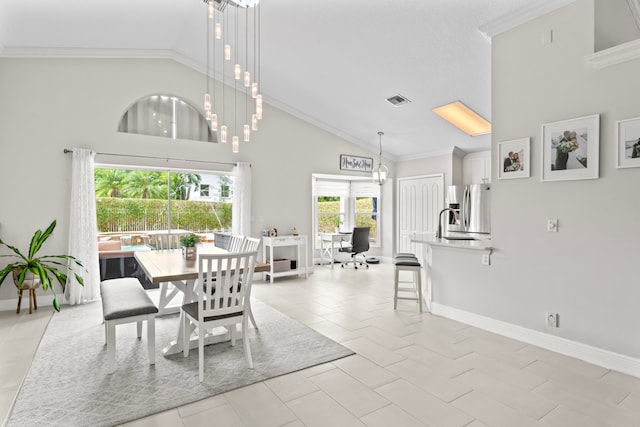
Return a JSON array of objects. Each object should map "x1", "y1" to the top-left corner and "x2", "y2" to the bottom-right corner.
[{"x1": 462, "y1": 150, "x2": 491, "y2": 184}]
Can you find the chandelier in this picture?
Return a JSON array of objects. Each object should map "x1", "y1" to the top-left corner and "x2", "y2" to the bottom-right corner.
[
  {"x1": 372, "y1": 131, "x2": 389, "y2": 185},
  {"x1": 203, "y1": 0, "x2": 262, "y2": 153}
]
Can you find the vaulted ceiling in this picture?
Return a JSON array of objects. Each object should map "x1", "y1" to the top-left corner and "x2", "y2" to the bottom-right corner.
[{"x1": 0, "y1": 0, "x2": 570, "y2": 160}]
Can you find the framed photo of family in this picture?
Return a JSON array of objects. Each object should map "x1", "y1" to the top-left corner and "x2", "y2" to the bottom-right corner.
[
  {"x1": 498, "y1": 138, "x2": 530, "y2": 180},
  {"x1": 541, "y1": 114, "x2": 600, "y2": 182},
  {"x1": 616, "y1": 117, "x2": 640, "y2": 168}
]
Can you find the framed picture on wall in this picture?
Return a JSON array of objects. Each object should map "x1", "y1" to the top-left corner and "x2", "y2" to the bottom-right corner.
[
  {"x1": 541, "y1": 114, "x2": 600, "y2": 182},
  {"x1": 498, "y1": 138, "x2": 530, "y2": 180},
  {"x1": 616, "y1": 117, "x2": 640, "y2": 168}
]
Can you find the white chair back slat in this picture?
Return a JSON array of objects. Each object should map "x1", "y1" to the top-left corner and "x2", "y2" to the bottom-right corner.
[
  {"x1": 151, "y1": 233, "x2": 187, "y2": 250},
  {"x1": 226, "y1": 235, "x2": 246, "y2": 253},
  {"x1": 240, "y1": 237, "x2": 261, "y2": 252},
  {"x1": 197, "y1": 251, "x2": 258, "y2": 320}
]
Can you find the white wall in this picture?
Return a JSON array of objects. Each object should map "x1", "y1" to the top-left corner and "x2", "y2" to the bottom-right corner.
[
  {"x1": 0, "y1": 57, "x2": 392, "y2": 304},
  {"x1": 430, "y1": 0, "x2": 640, "y2": 359}
]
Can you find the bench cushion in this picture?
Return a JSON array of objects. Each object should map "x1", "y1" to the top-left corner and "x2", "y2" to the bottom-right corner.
[
  {"x1": 395, "y1": 259, "x2": 421, "y2": 267},
  {"x1": 100, "y1": 278, "x2": 158, "y2": 321}
]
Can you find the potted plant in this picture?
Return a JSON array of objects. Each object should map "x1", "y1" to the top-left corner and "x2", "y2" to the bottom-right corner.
[
  {"x1": 180, "y1": 233, "x2": 200, "y2": 260},
  {"x1": 0, "y1": 220, "x2": 86, "y2": 312},
  {"x1": 334, "y1": 217, "x2": 343, "y2": 233}
]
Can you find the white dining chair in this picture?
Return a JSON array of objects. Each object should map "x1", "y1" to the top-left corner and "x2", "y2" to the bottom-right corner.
[
  {"x1": 150, "y1": 233, "x2": 185, "y2": 250},
  {"x1": 238, "y1": 237, "x2": 261, "y2": 329},
  {"x1": 181, "y1": 250, "x2": 258, "y2": 382},
  {"x1": 152, "y1": 232, "x2": 187, "y2": 315},
  {"x1": 226, "y1": 235, "x2": 246, "y2": 252},
  {"x1": 240, "y1": 237, "x2": 261, "y2": 252}
]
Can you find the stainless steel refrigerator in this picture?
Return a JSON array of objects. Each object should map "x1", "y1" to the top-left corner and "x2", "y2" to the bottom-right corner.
[{"x1": 445, "y1": 184, "x2": 491, "y2": 234}]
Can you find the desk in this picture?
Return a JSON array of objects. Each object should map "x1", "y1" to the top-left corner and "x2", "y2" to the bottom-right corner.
[
  {"x1": 262, "y1": 235, "x2": 309, "y2": 283},
  {"x1": 319, "y1": 232, "x2": 352, "y2": 268},
  {"x1": 134, "y1": 247, "x2": 269, "y2": 355}
]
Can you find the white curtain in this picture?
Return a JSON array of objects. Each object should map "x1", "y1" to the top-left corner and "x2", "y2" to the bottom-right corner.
[
  {"x1": 232, "y1": 162, "x2": 252, "y2": 236},
  {"x1": 66, "y1": 148, "x2": 100, "y2": 305}
]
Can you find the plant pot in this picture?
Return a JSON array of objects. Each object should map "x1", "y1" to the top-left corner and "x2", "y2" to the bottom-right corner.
[
  {"x1": 182, "y1": 246, "x2": 197, "y2": 260},
  {"x1": 12, "y1": 270, "x2": 41, "y2": 290}
]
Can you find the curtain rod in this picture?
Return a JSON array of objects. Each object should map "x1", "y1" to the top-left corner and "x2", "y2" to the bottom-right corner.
[{"x1": 63, "y1": 149, "x2": 240, "y2": 167}]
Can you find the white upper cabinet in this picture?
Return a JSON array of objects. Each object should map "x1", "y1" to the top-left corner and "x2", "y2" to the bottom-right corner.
[{"x1": 462, "y1": 150, "x2": 491, "y2": 184}]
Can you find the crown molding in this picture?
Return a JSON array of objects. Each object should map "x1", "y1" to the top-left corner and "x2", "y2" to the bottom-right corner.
[
  {"x1": 585, "y1": 38, "x2": 640, "y2": 69},
  {"x1": 394, "y1": 145, "x2": 470, "y2": 163},
  {"x1": 478, "y1": 0, "x2": 576, "y2": 41}
]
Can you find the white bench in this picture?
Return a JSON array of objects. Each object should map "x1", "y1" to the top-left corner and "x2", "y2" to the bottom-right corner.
[{"x1": 100, "y1": 278, "x2": 158, "y2": 374}]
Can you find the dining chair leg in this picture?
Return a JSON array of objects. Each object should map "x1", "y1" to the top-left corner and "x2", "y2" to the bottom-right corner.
[
  {"x1": 147, "y1": 315, "x2": 155, "y2": 366},
  {"x1": 182, "y1": 315, "x2": 190, "y2": 357},
  {"x1": 247, "y1": 299, "x2": 258, "y2": 329},
  {"x1": 243, "y1": 315, "x2": 253, "y2": 368},
  {"x1": 198, "y1": 330, "x2": 205, "y2": 382}
]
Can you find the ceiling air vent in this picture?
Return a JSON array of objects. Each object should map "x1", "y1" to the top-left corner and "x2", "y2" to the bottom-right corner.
[{"x1": 385, "y1": 94, "x2": 411, "y2": 107}]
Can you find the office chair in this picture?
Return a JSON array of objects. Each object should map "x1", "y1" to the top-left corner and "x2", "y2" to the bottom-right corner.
[{"x1": 339, "y1": 227, "x2": 370, "y2": 269}]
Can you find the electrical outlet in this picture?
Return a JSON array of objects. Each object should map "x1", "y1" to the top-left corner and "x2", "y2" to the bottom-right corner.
[
  {"x1": 547, "y1": 218, "x2": 558, "y2": 232},
  {"x1": 546, "y1": 312, "x2": 559, "y2": 328},
  {"x1": 482, "y1": 253, "x2": 490, "y2": 265}
]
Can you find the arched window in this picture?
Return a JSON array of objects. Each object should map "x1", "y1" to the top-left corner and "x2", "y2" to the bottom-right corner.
[{"x1": 118, "y1": 95, "x2": 217, "y2": 143}]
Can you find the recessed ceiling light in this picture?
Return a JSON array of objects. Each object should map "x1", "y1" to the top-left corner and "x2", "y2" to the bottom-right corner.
[
  {"x1": 385, "y1": 94, "x2": 411, "y2": 107},
  {"x1": 432, "y1": 101, "x2": 491, "y2": 136}
]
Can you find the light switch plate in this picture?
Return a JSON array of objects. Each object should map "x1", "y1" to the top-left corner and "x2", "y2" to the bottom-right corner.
[{"x1": 547, "y1": 218, "x2": 558, "y2": 232}]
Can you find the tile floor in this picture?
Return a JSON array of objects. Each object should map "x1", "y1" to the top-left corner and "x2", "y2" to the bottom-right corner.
[{"x1": 2, "y1": 263, "x2": 640, "y2": 426}]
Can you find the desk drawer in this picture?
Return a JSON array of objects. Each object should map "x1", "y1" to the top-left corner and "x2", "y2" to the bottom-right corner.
[{"x1": 264, "y1": 236, "x2": 305, "y2": 246}]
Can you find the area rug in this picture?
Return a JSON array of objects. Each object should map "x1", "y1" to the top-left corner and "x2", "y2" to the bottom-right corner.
[{"x1": 7, "y1": 299, "x2": 354, "y2": 427}]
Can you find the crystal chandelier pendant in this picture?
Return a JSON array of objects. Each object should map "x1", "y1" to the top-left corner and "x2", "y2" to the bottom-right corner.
[
  {"x1": 244, "y1": 71, "x2": 251, "y2": 87},
  {"x1": 234, "y1": 64, "x2": 241, "y2": 80},
  {"x1": 256, "y1": 94, "x2": 263, "y2": 119},
  {"x1": 252, "y1": 114, "x2": 258, "y2": 131},
  {"x1": 243, "y1": 124, "x2": 250, "y2": 141},
  {"x1": 215, "y1": 22, "x2": 222, "y2": 39},
  {"x1": 210, "y1": 114, "x2": 218, "y2": 131},
  {"x1": 208, "y1": 2, "x2": 215, "y2": 18},
  {"x1": 221, "y1": 125, "x2": 228, "y2": 143},
  {"x1": 232, "y1": 136, "x2": 239, "y2": 153},
  {"x1": 251, "y1": 82, "x2": 258, "y2": 98},
  {"x1": 225, "y1": 44, "x2": 231, "y2": 61},
  {"x1": 204, "y1": 93, "x2": 211, "y2": 112}
]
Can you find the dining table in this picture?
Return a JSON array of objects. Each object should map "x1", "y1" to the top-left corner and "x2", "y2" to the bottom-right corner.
[{"x1": 134, "y1": 246, "x2": 269, "y2": 356}]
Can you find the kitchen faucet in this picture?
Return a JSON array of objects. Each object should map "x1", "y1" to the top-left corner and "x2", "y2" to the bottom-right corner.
[{"x1": 436, "y1": 208, "x2": 459, "y2": 239}]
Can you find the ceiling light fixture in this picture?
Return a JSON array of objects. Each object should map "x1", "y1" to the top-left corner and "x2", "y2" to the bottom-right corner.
[
  {"x1": 203, "y1": 0, "x2": 262, "y2": 153},
  {"x1": 432, "y1": 101, "x2": 491, "y2": 136},
  {"x1": 372, "y1": 131, "x2": 389, "y2": 186}
]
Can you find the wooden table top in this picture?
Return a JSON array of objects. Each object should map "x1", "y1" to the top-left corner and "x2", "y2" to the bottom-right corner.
[{"x1": 134, "y1": 247, "x2": 269, "y2": 284}]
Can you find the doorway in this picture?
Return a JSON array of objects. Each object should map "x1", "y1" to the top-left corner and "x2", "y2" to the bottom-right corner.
[{"x1": 396, "y1": 174, "x2": 444, "y2": 259}]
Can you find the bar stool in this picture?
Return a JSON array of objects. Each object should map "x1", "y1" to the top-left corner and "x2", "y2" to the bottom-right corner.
[{"x1": 393, "y1": 253, "x2": 423, "y2": 312}]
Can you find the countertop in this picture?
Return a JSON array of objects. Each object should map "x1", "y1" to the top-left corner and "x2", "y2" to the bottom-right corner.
[{"x1": 410, "y1": 232, "x2": 492, "y2": 251}]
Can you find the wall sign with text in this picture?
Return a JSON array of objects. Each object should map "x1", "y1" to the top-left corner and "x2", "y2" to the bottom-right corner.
[{"x1": 340, "y1": 154, "x2": 373, "y2": 172}]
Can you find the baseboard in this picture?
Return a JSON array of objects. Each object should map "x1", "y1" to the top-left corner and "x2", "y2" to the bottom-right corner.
[
  {"x1": 431, "y1": 303, "x2": 640, "y2": 378},
  {"x1": 0, "y1": 294, "x2": 55, "y2": 312}
]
